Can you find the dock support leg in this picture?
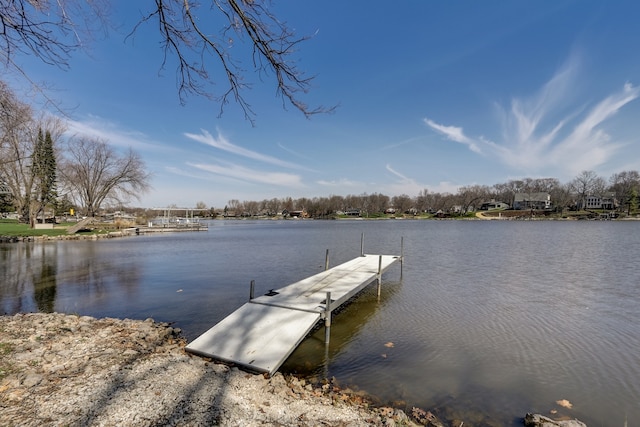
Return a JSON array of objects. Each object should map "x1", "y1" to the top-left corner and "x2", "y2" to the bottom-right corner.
[
  {"x1": 360, "y1": 233, "x2": 365, "y2": 257},
  {"x1": 400, "y1": 236, "x2": 404, "y2": 278},
  {"x1": 325, "y1": 249, "x2": 330, "y2": 271},
  {"x1": 324, "y1": 292, "x2": 332, "y2": 344},
  {"x1": 250, "y1": 280, "x2": 255, "y2": 300},
  {"x1": 377, "y1": 255, "x2": 382, "y2": 296}
]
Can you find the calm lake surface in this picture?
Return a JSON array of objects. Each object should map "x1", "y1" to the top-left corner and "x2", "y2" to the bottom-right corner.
[{"x1": 2, "y1": 219, "x2": 639, "y2": 425}]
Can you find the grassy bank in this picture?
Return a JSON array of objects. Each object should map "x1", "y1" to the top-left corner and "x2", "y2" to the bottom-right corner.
[{"x1": 0, "y1": 219, "x2": 75, "y2": 237}]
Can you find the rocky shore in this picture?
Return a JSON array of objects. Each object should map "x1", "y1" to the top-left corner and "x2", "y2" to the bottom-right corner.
[
  {"x1": 0, "y1": 313, "x2": 429, "y2": 426},
  {"x1": 0, "y1": 313, "x2": 588, "y2": 426},
  {"x1": 0, "y1": 232, "x2": 129, "y2": 243}
]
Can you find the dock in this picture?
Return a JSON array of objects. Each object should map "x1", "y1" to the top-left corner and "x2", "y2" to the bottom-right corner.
[{"x1": 186, "y1": 244, "x2": 402, "y2": 375}]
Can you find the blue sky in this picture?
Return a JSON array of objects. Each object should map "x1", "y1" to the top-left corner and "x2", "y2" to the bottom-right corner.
[{"x1": 9, "y1": 1, "x2": 640, "y2": 208}]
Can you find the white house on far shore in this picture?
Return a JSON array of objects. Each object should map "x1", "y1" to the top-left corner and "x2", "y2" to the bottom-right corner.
[{"x1": 579, "y1": 193, "x2": 618, "y2": 210}]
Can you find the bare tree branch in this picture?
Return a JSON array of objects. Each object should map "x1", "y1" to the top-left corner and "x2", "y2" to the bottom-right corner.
[
  {"x1": 2, "y1": 0, "x2": 333, "y2": 123},
  {"x1": 0, "y1": 0, "x2": 108, "y2": 68}
]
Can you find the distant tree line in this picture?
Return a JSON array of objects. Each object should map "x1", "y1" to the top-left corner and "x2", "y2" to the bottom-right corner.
[
  {"x1": 0, "y1": 81, "x2": 151, "y2": 226},
  {"x1": 220, "y1": 171, "x2": 640, "y2": 219}
]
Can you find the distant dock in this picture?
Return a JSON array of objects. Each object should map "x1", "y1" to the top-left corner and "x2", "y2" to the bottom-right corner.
[
  {"x1": 186, "y1": 236, "x2": 403, "y2": 375},
  {"x1": 138, "y1": 223, "x2": 208, "y2": 233},
  {"x1": 143, "y1": 206, "x2": 210, "y2": 233}
]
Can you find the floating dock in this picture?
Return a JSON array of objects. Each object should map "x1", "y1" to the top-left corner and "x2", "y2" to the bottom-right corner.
[{"x1": 186, "y1": 249, "x2": 402, "y2": 375}]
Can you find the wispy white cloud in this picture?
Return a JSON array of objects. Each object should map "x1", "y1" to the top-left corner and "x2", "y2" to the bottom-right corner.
[
  {"x1": 164, "y1": 166, "x2": 213, "y2": 181},
  {"x1": 382, "y1": 164, "x2": 426, "y2": 196},
  {"x1": 424, "y1": 54, "x2": 640, "y2": 177},
  {"x1": 277, "y1": 142, "x2": 312, "y2": 161},
  {"x1": 65, "y1": 115, "x2": 162, "y2": 151},
  {"x1": 188, "y1": 161, "x2": 304, "y2": 188},
  {"x1": 380, "y1": 135, "x2": 427, "y2": 151},
  {"x1": 316, "y1": 178, "x2": 363, "y2": 187},
  {"x1": 386, "y1": 164, "x2": 416, "y2": 184},
  {"x1": 185, "y1": 129, "x2": 306, "y2": 170},
  {"x1": 428, "y1": 181, "x2": 460, "y2": 195},
  {"x1": 423, "y1": 119, "x2": 482, "y2": 153}
]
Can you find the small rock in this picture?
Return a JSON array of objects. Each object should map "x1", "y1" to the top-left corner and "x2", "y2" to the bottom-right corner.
[
  {"x1": 524, "y1": 413, "x2": 587, "y2": 427},
  {"x1": 22, "y1": 373, "x2": 43, "y2": 387}
]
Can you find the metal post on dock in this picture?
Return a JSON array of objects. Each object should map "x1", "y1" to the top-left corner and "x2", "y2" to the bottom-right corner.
[
  {"x1": 360, "y1": 232, "x2": 365, "y2": 257},
  {"x1": 250, "y1": 280, "x2": 255, "y2": 300},
  {"x1": 325, "y1": 249, "x2": 330, "y2": 271},
  {"x1": 324, "y1": 292, "x2": 332, "y2": 344}
]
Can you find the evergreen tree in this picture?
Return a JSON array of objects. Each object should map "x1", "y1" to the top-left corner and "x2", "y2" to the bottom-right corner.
[
  {"x1": 32, "y1": 129, "x2": 57, "y2": 225},
  {"x1": 0, "y1": 193, "x2": 14, "y2": 213}
]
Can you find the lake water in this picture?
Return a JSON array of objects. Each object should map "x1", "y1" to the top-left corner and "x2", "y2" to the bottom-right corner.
[{"x1": 1, "y1": 219, "x2": 639, "y2": 426}]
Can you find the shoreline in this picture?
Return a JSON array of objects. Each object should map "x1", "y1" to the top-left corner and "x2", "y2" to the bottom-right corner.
[
  {"x1": 0, "y1": 312, "x2": 430, "y2": 426},
  {"x1": 1, "y1": 214, "x2": 636, "y2": 243},
  {"x1": 0, "y1": 313, "x2": 588, "y2": 426},
  {"x1": 3, "y1": 211, "x2": 639, "y2": 243}
]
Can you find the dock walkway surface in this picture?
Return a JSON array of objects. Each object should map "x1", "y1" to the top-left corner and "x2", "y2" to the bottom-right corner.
[{"x1": 186, "y1": 253, "x2": 401, "y2": 375}]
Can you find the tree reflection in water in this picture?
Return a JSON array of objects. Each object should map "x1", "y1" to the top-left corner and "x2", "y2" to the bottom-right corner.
[
  {"x1": 33, "y1": 244, "x2": 57, "y2": 313},
  {"x1": 1, "y1": 240, "x2": 142, "y2": 316}
]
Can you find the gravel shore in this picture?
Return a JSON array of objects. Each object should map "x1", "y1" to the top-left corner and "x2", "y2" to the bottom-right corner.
[{"x1": 0, "y1": 313, "x2": 427, "y2": 426}]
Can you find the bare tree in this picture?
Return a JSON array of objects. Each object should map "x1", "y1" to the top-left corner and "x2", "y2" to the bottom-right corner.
[
  {"x1": 0, "y1": 80, "x2": 32, "y2": 152},
  {"x1": 550, "y1": 182, "x2": 573, "y2": 213},
  {"x1": 1, "y1": 1, "x2": 331, "y2": 122},
  {"x1": 260, "y1": 197, "x2": 281, "y2": 216},
  {"x1": 366, "y1": 193, "x2": 389, "y2": 214},
  {"x1": 225, "y1": 199, "x2": 241, "y2": 216},
  {"x1": 59, "y1": 137, "x2": 151, "y2": 216},
  {"x1": 493, "y1": 180, "x2": 525, "y2": 207},
  {"x1": 243, "y1": 200, "x2": 259, "y2": 217},
  {"x1": 569, "y1": 170, "x2": 606, "y2": 210},
  {"x1": 609, "y1": 170, "x2": 640, "y2": 213},
  {"x1": 0, "y1": 84, "x2": 38, "y2": 223},
  {"x1": 529, "y1": 177, "x2": 561, "y2": 194},
  {"x1": 391, "y1": 194, "x2": 413, "y2": 214},
  {"x1": 0, "y1": 117, "x2": 35, "y2": 222},
  {"x1": 456, "y1": 185, "x2": 491, "y2": 214},
  {"x1": 414, "y1": 189, "x2": 431, "y2": 213}
]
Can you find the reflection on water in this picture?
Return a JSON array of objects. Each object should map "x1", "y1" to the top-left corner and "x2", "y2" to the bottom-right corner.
[
  {"x1": 0, "y1": 240, "x2": 143, "y2": 316},
  {"x1": 283, "y1": 279, "x2": 402, "y2": 378},
  {"x1": 33, "y1": 245, "x2": 57, "y2": 313},
  {"x1": 1, "y1": 220, "x2": 640, "y2": 426}
]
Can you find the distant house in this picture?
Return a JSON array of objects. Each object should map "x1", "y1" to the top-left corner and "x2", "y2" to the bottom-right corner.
[
  {"x1": 282, "y1": 209, "x2": 308, "y2": 218},
  {"x1": 479, "y1": 200, "x2": 509, "y2": 210},
  {"x1": 513, "y1": 193, "x2": 551, "y2": 210},
  {"x1": 580, "y1": 193, "x2": 618, "y2": 210}
]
